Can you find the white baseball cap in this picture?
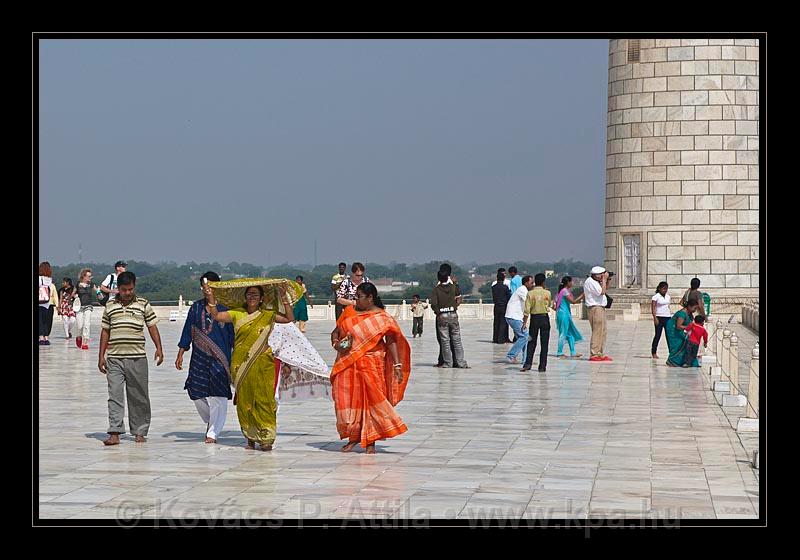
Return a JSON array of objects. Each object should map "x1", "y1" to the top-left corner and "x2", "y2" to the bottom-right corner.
[{"x1": 591, "y1": 266, "x2": 606, "y2": 275}]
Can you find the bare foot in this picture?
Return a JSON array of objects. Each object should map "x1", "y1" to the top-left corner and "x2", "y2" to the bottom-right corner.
[
  {"x1": 341, "y1": 441, "x2": 359, "y2": 453},
  {"x1": 134, "y1": 435, "x2": 146, "y2": 443},
  {"x1": 652, "y1": 353, "x2": 659, "y2": 359},
  {"x1": 365, "y1": 444, "x2": 376, "y2": 455},
  {"x1": 260, "y1": 444, "x2": 273, "y2": 452},
  {"x1": 103, "y1": 433, "x2": 120, "y2": 446},
  {"x1": 204, "y1": 437, "x2": 216, "y2": 444},
  {"x1": 245, "y1": 439, "x2": 256, "y2": 450}
]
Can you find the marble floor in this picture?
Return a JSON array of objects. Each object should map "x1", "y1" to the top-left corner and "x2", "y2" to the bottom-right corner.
[{"x1": 37, "y1": 314, "x2": 759, "y2": 522}]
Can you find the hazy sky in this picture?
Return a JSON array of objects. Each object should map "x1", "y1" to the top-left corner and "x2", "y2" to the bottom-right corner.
[{"x1": 38, "y1": 39, "x2": 609, "y2": 267}]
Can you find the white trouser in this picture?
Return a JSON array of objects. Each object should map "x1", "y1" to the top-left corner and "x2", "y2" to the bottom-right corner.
[
  {"x1": 76, "y1": 306, "x2": 93, "y2": 340},
  {"x1": 62, "y1": 315, "x2": 76, "y2": 337},
  {"x1": 194, "y1": 396, "x2": 228, "y2": 440}
]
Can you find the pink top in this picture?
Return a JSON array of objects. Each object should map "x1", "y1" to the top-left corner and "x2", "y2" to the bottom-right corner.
[{"x1": 555, "y1": 287, "x2": 570, "y2": 310}]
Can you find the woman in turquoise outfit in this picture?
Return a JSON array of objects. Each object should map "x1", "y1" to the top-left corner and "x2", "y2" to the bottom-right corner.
[
  {"x1": 554, "y1": 276, "x2": 585, "y2": 358},
  {"x1": 665, "y1": 297, "x2": 700, "y2": 367},
  {"x1": 293, "y1": 275, "x2": 313, "y2": 333}
]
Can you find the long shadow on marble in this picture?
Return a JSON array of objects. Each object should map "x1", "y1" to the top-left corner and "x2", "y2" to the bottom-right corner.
[
  {"x1": 83, "y1": 432, "x2": 142, "y2": 443},
  {"x1": 159, "y1": 431, "x2": 249, "y2": 447},
  {"x1": 306, "y1": 441, "x2": 399, "y2": 454}
]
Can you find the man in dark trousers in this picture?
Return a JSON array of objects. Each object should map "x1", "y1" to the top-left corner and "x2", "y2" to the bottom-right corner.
[
  {"x1": 521, "y1": 273, "x2": 552, "y2": 373},
  {"x1": 491, "y1": 269, "x2": 511, "y2": 343}
]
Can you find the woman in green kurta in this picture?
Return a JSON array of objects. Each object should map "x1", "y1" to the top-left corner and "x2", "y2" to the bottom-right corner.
[
  {"x1": 292, "y1": 275, "x2": 313, "y2": 333},
  {"x1": 665, "y1": 298, "x2": 700, "y2": 368},
  {"x1": 203, "y1": 278, "x2": 303, "y2": 451}
]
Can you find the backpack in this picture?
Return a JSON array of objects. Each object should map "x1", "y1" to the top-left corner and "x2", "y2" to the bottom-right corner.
[
  {"x1": 97, "y1": 274, "x2": 115, "y2": 307},
  {"x1": 38, "y1": 279, "x2": 50, "y2": 304}
]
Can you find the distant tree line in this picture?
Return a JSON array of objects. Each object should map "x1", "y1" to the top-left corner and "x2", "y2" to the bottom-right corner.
[
  {"x1": 265, "y1": 261, "x2": 473, "y2": 303},
  {"x1": 48, "y1": 260, "x2": 478, "y2": 304},
  {"x1": 476, "y1": 260, "x2": 596, "y2": 299},
  {"x1": 50, "y1": 260, "x2": 266, "y2": 304}
]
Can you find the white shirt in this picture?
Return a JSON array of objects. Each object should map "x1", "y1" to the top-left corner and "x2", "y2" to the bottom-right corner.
[
  {"x1": 505, "y1": 286, "x2": 529, "y2": 321},
  {"x1": 583, "y1": 277, "x2": 607, "y2": 307},
  {"x1": 102, "y1": 274, "x2": 119, "y2": 302},
  {"x1": 652, "y1": 293, "x2": 672, "y2": 317},
  {"x1": 491, "y1": 278, "x2": 511, "y2": 288}
]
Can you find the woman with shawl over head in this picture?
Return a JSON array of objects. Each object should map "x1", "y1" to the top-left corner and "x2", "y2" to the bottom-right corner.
[
  {"x1": 330, "y1": 282, "x2": 411, "y2": 454},
  {"x1": 203, "y1": 278, "x2": 330, "y2": 451}
]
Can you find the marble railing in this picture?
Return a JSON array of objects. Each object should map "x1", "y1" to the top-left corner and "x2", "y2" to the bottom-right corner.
[
  {"x1": 704, "y1": 320, "x2": 759, "y2": 435},
  {"x1": 742, "y1": 301, "x2": 760, "y2": 333}
]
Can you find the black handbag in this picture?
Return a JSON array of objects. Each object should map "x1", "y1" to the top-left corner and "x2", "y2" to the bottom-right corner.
[
  {"x1": 605, "y1": 295, "x2": 613, "y2": 309},
  {"x1": 97, "y1": 274, "x2": 115, "y2": 307}
]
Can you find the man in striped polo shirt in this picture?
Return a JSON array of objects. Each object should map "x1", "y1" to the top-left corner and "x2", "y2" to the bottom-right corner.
[{"x1": 98, "y1": 271, "x2": 164, "y2": 446}]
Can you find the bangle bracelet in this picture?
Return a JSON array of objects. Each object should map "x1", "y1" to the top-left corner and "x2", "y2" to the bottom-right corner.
[{"x1": 393, "y1": 363, "x2": 402, "y2": 368}]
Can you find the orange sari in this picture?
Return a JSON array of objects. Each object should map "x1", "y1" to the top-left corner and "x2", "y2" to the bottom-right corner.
[{"x1": 330, "y1": 305, "x2": 411, "y2": 447}]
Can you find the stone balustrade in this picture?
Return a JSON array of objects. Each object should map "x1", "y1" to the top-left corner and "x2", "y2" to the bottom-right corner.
[
  {"x1": 705, "y1": 319, "x2": 759, "y2": 435},
  {"x1": 746, "y1": 342, "x2": 759, "y2": 419},
  {"x1": 742, "y1": 301, "x2": 759, "y2": 333}
]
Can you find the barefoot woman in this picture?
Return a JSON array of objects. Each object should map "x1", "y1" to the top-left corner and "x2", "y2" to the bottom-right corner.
[
  {"x1": 203, "y1": 278, "x2": 300, "y2": 451},
  {"x1": 330, "y1": 282, "x2": 411, "y2": 454}
]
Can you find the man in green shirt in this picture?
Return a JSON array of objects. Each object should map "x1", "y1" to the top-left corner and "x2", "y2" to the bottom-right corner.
[
  {"x1": 521, "y1": 273, "x2": 552, "y2": 373},
  {"x1": 98, "y1": 271, "x2": 164, "y2": 446}
]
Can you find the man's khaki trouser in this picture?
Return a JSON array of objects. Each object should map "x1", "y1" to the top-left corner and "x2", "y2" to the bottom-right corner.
[
  {"x1": 106, "y1": 357, "x2": 151, "y2": 436},
  {"x1": 588, "y1": 306, "x2": 607, "y2": 358}
]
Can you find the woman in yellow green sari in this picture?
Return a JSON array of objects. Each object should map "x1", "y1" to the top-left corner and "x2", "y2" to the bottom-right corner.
[{"x1": 203, "y1": 278, "x2": 300, "y2": 451}]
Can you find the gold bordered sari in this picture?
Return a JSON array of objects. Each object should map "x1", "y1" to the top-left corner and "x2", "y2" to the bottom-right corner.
[
  {"x1": 330, "y1": 305, "x2": 411, "y2": 448},
  {"x1": 208, "y1": 278, "x2": 305, "y2": 446}
]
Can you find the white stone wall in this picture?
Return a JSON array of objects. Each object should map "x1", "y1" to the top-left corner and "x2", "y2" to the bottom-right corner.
[{"x1": 605, "y1": 38, "x2": 759, "y2": 296}]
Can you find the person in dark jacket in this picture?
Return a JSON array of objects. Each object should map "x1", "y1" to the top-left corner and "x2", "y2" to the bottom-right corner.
[
  {"x1": 432, "y1": 270, "x2": 469, "y2": 368},
  {"x1": 434, "y1": 263, "x2": 459, "y2": 367},
  {"x1": 491, "y1": 269, "x2": 511, "y2": 343}
]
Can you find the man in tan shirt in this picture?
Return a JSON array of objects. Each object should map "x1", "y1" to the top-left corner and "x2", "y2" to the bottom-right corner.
[{"x1": 521, "y1": 273, "x2": 552, "y2": 373}]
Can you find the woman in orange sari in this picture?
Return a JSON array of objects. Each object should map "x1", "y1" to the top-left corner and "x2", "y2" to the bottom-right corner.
[{"x1": 330, "y1": 282, "x2": 411, "y2": 454}]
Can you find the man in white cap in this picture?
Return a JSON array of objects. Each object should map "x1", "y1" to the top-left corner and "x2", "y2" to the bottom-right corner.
[{"x1": 584, "y1": 266, "x2": 612, "y2": 362}]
